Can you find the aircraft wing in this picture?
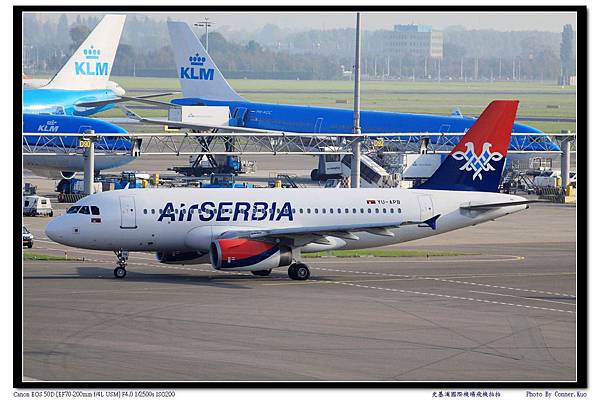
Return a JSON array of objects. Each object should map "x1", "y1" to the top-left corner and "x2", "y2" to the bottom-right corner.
[
  {"x1": 120, "y1": 105, "x2": 297, "y2": 135},
  {"x1": 217, "y1": 214, "x2": 441, "y2": 246},
  {"x1": 75, "y1": 92, "x2": 177, "y2": 108},
  {"x1": 460, "y1": 199, "x2": 548, "y2": 210}
]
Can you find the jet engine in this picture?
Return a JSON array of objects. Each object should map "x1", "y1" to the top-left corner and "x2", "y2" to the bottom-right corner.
[
  {"x1": 209, "y1": 239, "x2": 293, "y2": 271},
  {"x1": 156, "y1": 251, "x2": 208, "y2": 265},
  {"x1": 60, "y1": 171, "x2": 77, "y2": 180}
]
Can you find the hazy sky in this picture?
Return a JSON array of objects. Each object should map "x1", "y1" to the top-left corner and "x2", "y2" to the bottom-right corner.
[{"x1": 33, "y1": 11, "x2": 577, "y2": 33}]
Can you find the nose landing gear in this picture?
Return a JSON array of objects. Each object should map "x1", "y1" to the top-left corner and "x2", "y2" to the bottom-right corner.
[{"x1": 114, "y1": 250, "x2": 129, "y2": 278}]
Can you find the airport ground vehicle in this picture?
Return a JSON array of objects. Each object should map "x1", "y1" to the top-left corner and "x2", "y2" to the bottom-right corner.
[
  {"x1": 171, "y1": 155, "x2": 244, "y2": 177},
  {"x1": 46, "y1": 100, "x2": 539, "y2": 281},
  {"x1": 22, "y1": 226, "x2": 33, "y2": 248},
  {"x1": 23, "y1": 195, "x2": 53, "y2": 217},
  {"x1": 533, "y1": 170, "x2": 577, "y2": 188},
  {"x1": 201, "y1": 173, "x2": 253, "y2": 188}
]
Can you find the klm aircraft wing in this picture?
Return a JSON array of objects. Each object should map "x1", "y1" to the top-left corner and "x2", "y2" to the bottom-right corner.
[
  {"x1": 75, "y1": 92, "x2": 177, "y2": 108},
  {"x1": 218, "y1": 214, "x2": 441, "y2": 244},
  {"x1": 119, "y1": 105, "x2": 294, "y2": 135}
]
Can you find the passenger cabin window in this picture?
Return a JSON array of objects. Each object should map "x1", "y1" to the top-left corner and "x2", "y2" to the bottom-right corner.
[
  {"x1": 24, "y1": 201, "x2": 30, "y2": 207},
  {"x1": 67, "y1": 206, "x2": 80, "y2": 214},
  {"x1": 79, "y1": 206, "x2": 90, "y2": 214},
  {"x1": 91, "y1": 206, "x2": 100, "y2": 215},
  {"x1": 41, "y1": 199, "x2": 47, "y2": 205}
]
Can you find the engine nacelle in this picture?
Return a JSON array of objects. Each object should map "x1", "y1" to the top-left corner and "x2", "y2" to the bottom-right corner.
[
  {"x1": 60, "y1": 171, "x2": 77, "y2": 180},
  {"x1": 209, "y1": 239, "x2": 293, "y2": 271},
  {"x1": 156, "y1": 251, "x2": 208, "y2": 265}
]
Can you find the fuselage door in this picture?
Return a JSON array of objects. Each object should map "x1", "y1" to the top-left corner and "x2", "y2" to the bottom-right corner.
[
  {"x1": 314, "y1": 117, "x2": 324, "y2": 133},
  {"x1": 119, "y1": 196, "x2": 137, "y2": 229},
  {"x1": 417, "y1": 195, "x2": 434, "y2": 220}
]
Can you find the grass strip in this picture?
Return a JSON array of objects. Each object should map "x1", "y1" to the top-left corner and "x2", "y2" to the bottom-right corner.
[{"x1": 23, "y1": 252, "x2": 83, "y2": 261}]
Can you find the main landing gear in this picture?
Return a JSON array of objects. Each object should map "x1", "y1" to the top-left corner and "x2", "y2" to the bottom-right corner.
[
  {"x1": 288, "y1": 262, "x2": 310, "y2": 281},
  {"x1": 114, "y1": 250, "x2": 129, "y2": 278}
]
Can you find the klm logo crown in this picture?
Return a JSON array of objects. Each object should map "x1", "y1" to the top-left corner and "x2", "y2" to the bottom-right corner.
[
  {"x1": 189, "y1": 53, "x2": 206, "y2": 66},
  {"x1": 83, "y1": 45, "x2": 101, "y2": 60}
]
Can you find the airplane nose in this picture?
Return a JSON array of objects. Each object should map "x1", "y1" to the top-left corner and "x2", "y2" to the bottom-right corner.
[{"x1": 45, "y1": 218, "x2": 63, "y2": 243}]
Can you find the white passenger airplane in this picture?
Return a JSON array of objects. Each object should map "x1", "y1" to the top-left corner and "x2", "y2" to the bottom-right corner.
[{"x1": 45, "y1": 100, "x2": 536, "y2": 281}]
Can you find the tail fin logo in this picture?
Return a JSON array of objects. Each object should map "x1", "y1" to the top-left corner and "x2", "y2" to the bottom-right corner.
[
  {"x1": 451, "y1": 142, "x2": 504, "y2": 180},
  {"x1": 180, "y1": 53, "x2": 214, "y2": 81},
  {"x1": 75, "y1": 45, "x2": 109, "y2": 76}
]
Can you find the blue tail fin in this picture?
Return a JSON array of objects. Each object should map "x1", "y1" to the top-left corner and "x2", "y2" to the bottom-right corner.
[{"x1": 416, "y1": 100, "x2": 519, "y2": 192}]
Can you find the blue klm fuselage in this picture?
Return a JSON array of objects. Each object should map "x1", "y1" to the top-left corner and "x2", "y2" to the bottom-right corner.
[
  {"x1": 172, "y1": 98, "x2": 560, "y2": 152},
  {"x1": 23, "y1": 88, "x2": 118, "y2": 117}
]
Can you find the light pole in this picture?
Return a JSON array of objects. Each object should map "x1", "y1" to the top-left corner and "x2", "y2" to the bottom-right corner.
[
  {"x1": 351, "y1": 12, "x2": 362, "y2": 189},
  {"x1": 194, "y1": 18, "x2": 214, "y2": 53}
]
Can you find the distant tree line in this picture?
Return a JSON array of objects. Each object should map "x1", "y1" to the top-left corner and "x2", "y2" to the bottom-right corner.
[{"x1": 22, "y1": 14, "x2": 575, "y2": 82}]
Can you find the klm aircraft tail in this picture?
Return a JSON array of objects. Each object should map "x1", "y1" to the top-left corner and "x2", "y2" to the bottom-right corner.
[
  {"x1": 416, "y1": 100, "x2": 519, "y2": 192},
  {"x1": 167, "y1": 21, "x2": 245, "y2": 102},
  {"x1": 44, "y1": 15, "x2": 126, "y2": 90}
]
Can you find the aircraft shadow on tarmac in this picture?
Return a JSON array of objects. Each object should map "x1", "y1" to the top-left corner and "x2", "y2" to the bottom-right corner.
[{"x1": 23, "y1": 265, "x2": 334, "y2": 289}]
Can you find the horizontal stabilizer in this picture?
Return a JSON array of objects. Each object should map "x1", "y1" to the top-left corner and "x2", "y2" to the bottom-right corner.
[{"x1": 460, "y1": 199, "x2": 547, "y2": 210}]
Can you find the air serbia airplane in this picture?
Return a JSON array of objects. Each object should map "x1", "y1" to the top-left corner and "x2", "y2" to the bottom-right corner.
[
  {"x1": 161, "y1": 21, "x2": 559, "y2": 153},
  {"x1": 46, "y1": 100, "x2": 536, "y2": 281}
]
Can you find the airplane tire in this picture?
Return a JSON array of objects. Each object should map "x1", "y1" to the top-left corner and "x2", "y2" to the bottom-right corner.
[
  {"x1": 288, "y1": 263, "x2": 310, "y2": 281},
  {"x1": 310, "y1": 169, "x2": 320, "y2": 181},
  {"x1": 114, "y1": 267, "x2": 127, "y2": 279},
  {"x1": 251, "y1": 269, "x2": 272, "y2": 276}
]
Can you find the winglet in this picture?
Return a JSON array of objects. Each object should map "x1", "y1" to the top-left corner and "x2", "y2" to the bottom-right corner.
[{"x1": 422, "y1": 214, "x2": 441, "y2": 230}]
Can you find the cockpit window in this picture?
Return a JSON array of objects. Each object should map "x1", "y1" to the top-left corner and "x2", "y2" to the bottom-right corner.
[
  {"x1": 67, "y1": 206, "x2": 80, "y2": 214},
  {"x1": 79, "y1": 206, "x2": 90, "y2": 214},
  {"x1": 91, "y1": 206, "x2": 100, "y2": 215}
]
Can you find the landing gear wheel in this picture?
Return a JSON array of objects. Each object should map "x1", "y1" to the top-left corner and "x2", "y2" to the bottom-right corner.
[
  {"x1": 251, "y1": 269, "x2": 272, "y2": 276},
  {"x1": 288, "y1": 263, "x2": 310, "y2": 281},
  {"x1": 114, "y1": 266, "x2": 127, "y2": 278},
  {"x1": 113, "y1": 250, "x2": 129, "y2": 279}
]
